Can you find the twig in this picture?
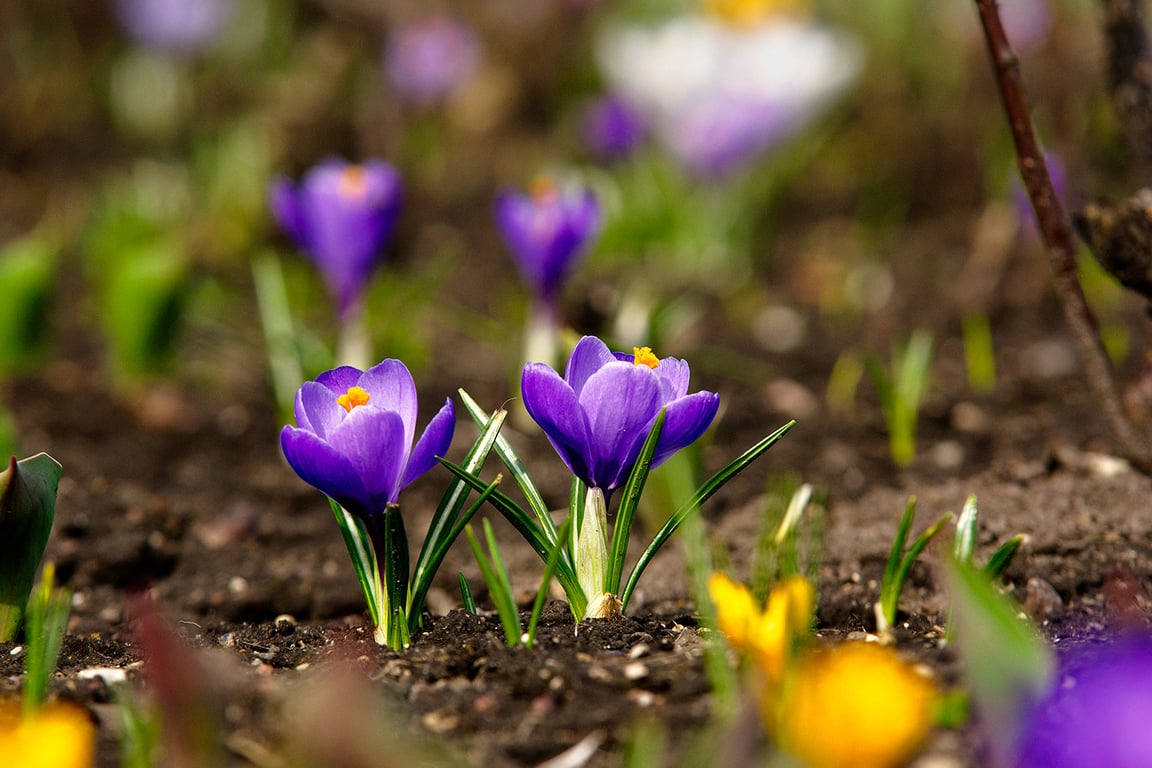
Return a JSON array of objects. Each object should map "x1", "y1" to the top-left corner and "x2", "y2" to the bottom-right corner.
[{"x1": 972, "y1": 0, "x2": 1152, "y2": 471}]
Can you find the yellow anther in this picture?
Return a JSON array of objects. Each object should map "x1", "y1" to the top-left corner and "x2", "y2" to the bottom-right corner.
[
  {"x1": 338, "y1": 166, "x2": 368, "y2": 198},
  {"x1": 704, "y1": 0, "x2": 806, "y2": 27},
  {"x1": 337, "y1": 386, "x2": 371, "y2": 412},
  {"x1": 632, "y1": 346, "x2": 659, "y2": 369}
]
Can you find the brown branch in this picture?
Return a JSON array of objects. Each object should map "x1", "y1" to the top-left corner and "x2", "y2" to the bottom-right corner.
[{"x1": 973, "y1": 0, "x2": 1152, "y2": 471}]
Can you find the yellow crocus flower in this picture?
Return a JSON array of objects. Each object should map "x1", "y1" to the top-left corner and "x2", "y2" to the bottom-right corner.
[
  {"x1": 776, "y1": 642, "x2": 936, "y2": 768},
  {"x1": 0, "y1": 702, "x2": 96, "y2": 768},
  {"x1": 709, "y1": 572, "x2": 815, "y2": 680}
]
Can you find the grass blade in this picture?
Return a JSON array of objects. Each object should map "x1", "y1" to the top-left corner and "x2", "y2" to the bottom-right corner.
[
  {"x1": 984, "y1": 535, "x2": 1025, "y2": 579},
  {"x1": 409, "y1": 406, "x2": 507, "y2": 616},
  {"x1": 526, "y1": 513, "x2": 575, "y2": 648},
  {"x1": 458, "y1": 573, "x2": 477, "y2": 615},
  {"x1": 620, "y1": 420, "x2": 795, "y2": 610},
  {"x1": 458, "y1": 389, "x2": 559, "y2": 544},
  {"x1": 438, "y1": 458, "x2": 586, "y2": 617},
  {"x1": 608, "y1": 411, "x2": 665, "y2": 595},
  {"x1": 329, "y1": 498, "x2": 381, "y2": 628}
]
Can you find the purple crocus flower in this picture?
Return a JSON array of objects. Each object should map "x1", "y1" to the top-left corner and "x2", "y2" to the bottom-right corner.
[
  {"x1": 522, "y1": 336, "x2": 720, "y2": 495},
  {"x1": 279, "y1": 360, "x2": 455, "y2": 520},
  {"x1": 496, "y1": 179, "x2": 601, "y2": 311},
  {"x1": 582, "y1": 94, "x2": 646, "y2": 162},
  {"x1": 1017, "y1": 635, "x2": 1152, "y2": 768},
  {"x1": 114, "y1": 0, "x2": 235, "y2": 55},
  {"x1": 270, "y1": 159, "x2": 403, "y2": 323},
  {"x1": 384, "y1": 14, "x2": 480, "y2": 106}
]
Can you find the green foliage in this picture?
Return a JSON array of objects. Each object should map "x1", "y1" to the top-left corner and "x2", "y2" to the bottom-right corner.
[
  {"x1": 21, "y1": 563, "x2": 71, "y2": 715},
  {"x1": 112, "y1": 682, "x2": 160, "y2": 768},
  {"x1": 945, "y1": 559, "x2": 1054, "y2": 766},
  {"x1": 0, "y1": 453, "x2": 62, "y2": 642},
  {"x1": 874, "y1": 496, "x2": 950, "y2": 636},
  {"x1": 328, "y1": 406, "x2": 508, "y2": 647},
  {"x1": 464, "y1": 519, "x2": 522, "y2": 646},
  {"x1": 750, "y1": 475, "x2": 826, "y2": 601},
  {"x1": 962, "y1": 313, "x2": 997, "y2": 394},
  {"x1": 866, "y1": 330, "x2": 934, "y2": 467},
  {"x1": 0, "y1": 233, "x2": 56, "y2": 375}
]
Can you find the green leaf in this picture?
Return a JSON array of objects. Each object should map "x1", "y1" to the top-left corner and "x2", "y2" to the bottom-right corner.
[
  {"x1": 458, "y1": 573, "x2": 477, "y2": 615},
  {"x1": 328, "y1": 498, "x2": 382, "y2": 630},
  {"x1": 953, "y1": 494, "x2": 979, "y2": 564},
  {"x1": 608, "y1": 410, "x2": 665, "y2": 595},
  {"x1": 945, "y1": 559, "x2": 1053, "y2": 765},
  {"x1": 22, "y1": 563, "x2": 71, "y2": 714},
  {"x1": 0, "y1": 234, "x2": 56, "y2": 375},
  {"x1": 526, "y1": 514, "x2": 575, "y2": 648},
  {"x1": 620, "y1": 421, "x2": 795, "y2": 610},
  {"x1": 0, "y1": 453, "x2": 62, "y2": 642},
  {"x1": 101, "y1": 242, "x2": 190, "y2": 378},
  {"x1": 408, "y1": 406, "x2": 507, "y2": 624},
  {"x1": 458, "y1": 389, "x2": 558, "y2": 544},
  {"x1": 464, "y1": 521, "x2": 522, "y2": 646},
  {"x1": 438, "y1": 459, "x2": 586, "y2": 618},
  {"x1": 983, "y1": 535, "x2": 1025, "y2": 579}
]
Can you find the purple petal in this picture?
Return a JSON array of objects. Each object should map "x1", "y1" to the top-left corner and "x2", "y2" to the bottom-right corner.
[
  {"x1": 564, "y1": 336, "x2": 616, "y2": 396},
  {"x1": 522, "y1": 363, "x2": 595, "y2": 484},
  {"x1": 652, "y1": 391, "x2": 720, "y2": 468},
  {"x1": 654, "y1": 356, "x2": 691, "y2": 402},
  {"x1": 294, "y1": 380, "x2": 345, "y2": 440},
  {"x1": 280, "y1": 426, "x2": 372, "y2": 517},
  {"x1": 358, "y1": 359, "x2": 418, "y2": 449},
  {"x1": 327, "y1": 407, "x2": 407, "y2": 511},
  {"x1": 578, "y1": 362, "x2": 661, "y2": 490},
  {"x1": 400, "y1": 397, "x2": 455, "y2": 494},
  {"x1": 270, "y1": 178, "x2": 306, "y2": 246},
  {"x1": 315, "y1": 365, "x2": 364, "y2": 395}
]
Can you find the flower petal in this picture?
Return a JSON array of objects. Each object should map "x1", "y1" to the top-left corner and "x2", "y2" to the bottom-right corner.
[
  {"x1": 269, "y1": 178, "x2": 307, "y2": 248},
  {"x1": 578, "y1": 361, "x2": 661, "y2": 490},
  {"x1": 522, "y1": 362, "x2": 595, "y2": 484},
  {"x1": 327, "y1": 407, "x2": 407, "y2": 511},
  {"x1": 400, "y1": 397, "x2": 455, "y2": 495},
  {"x1": 357, "y1": 359, "x2": 419, "y2": 450},
  {"x1": 564, "y1": 336, "x2": 617, "y2": 397},
  {"x1": 295, "y1": 381, "x2": 345, "y2": 440},
  {"x1": 315, "y1": 366, "x2": 364, "y2": 395},
  {"x1": 652, "y1": 391, "x2": 720, "y2": 468},
  {"x1": 280, "y1": 426, "x2": 372, "y2": 517},
  {"x1": 654, "y1": 356, "x2": 691, "y2": 402}
]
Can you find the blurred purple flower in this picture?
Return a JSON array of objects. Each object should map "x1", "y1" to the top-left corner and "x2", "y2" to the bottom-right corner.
[
  {"x1": 522, "y1": 336, "x2": 720, "y2": 495},
  {"x1": 280, "y1": 360, "x2": 455, "y2": 519},
  {"x1": 1017, "y1": 635, "x2": 1152, "y2": 768},
  {"x1": 270, "y1": 159, "x2": 403, "y2": 323},
  {"x1": 582, "y1": 95, "x2": 646, "y2": 162},
  {"x1": 496, "y1": 179, "x2": 601, "y2": 310},
  {"x1": 1000, "y1": 0, "x2": 1052, "y2": 51},
  {"x1": 384, "y1": 14, "x2": 480, "y2": 105},
  {"x1": 114, "y1": 0, "x2": 235, "y2": 54},
  {"x1": 666, "y1": 95, "x2": 798, "y2": 179}
]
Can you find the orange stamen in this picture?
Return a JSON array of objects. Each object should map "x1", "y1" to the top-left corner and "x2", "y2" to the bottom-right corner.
[
  {"x1": 338, "y1": 166, "x2": 368, "y2": 198},
  {"x1": 632, "y1": 346, "x2": 659, "y2": 369},
  {"x1": 337, "y1": 386, "x2": 371, "y2": 412},
  {"x1": 531, "y1": 176, "x2": 559, "y2": 202}
]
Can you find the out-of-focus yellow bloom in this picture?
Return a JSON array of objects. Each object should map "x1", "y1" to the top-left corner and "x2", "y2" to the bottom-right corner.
[
  {"x1": 704, "y1": 0, "x2": 807, "y2": 27},
  {"x1": 0, "y1": 702, "x2": 96, "y2": 768},
  {"x1": 776, "y1": 642, "x2": 936, "y2": 768},
  {"x1": 709, "y1": 572, "x2": 814, "y2": 680}
]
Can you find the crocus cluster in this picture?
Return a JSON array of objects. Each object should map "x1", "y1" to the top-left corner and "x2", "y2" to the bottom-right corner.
[
  {"x1": 710, "y1": 573, "x2": 937, "y2": 768},
  {"x1": 596, "y1": 9, "x2": 861, "y2": 178}
]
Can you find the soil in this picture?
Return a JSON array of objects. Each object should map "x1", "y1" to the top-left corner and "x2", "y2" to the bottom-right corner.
[{"x1": 4, "y1": 3, "x2": 1152, "y2": 767}]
